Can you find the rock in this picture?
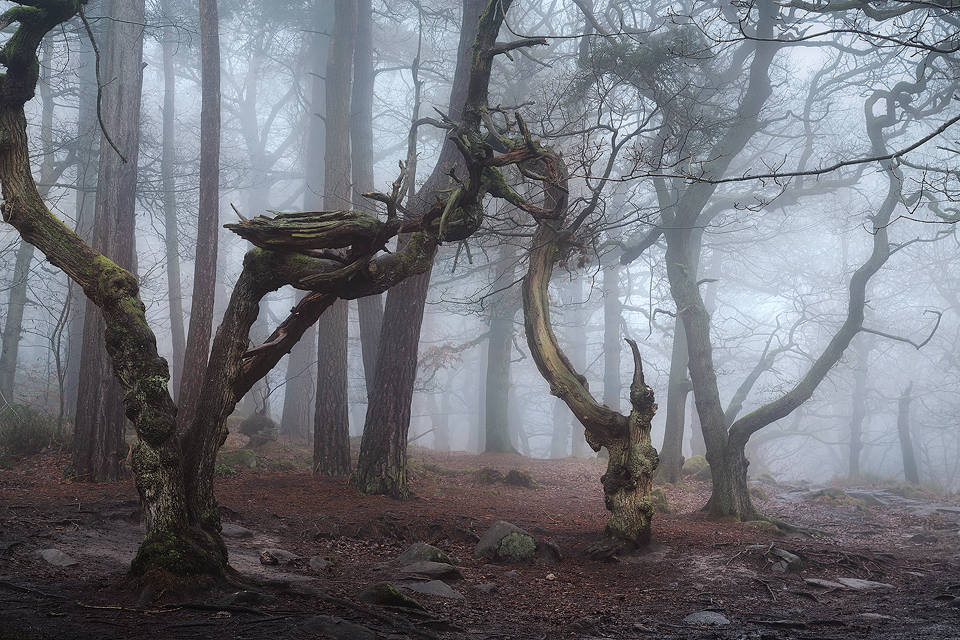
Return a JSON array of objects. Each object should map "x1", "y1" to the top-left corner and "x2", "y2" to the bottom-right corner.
[
  {"x1": 396, "y1": 542, "x2": 454, "y2": 566},
  {"x1": 217, "y1": 591, "x2": 277, "y2": 607},
  {"x1": 683, "y1": 610, "x2": 730, "y2": 625},
  {"x1": 475, "y1": 583, "x2": 498, "y2": 593},
  {"x1": 302, "y1": 615, "x2": 377, "y2": 639},
  {"x1": 861, "y1": 613, "x2": 897, "y2": 620},
  {"x1": 473, "y1": 521, "x2": 538, "y2": 563},
  {"x1": 309, "y1": 556, "x2": 333, "y2": 571},
  {"x1": 768, "y1": 547, "x2": 804, "y2": 573},
  {"x1": 475, "y1": 467, "x2": 504, "y2": 484},
  {"x1": 503, "y1": 469, "x2": 539, "y2": 488},
  {"x1": 805, "y1": 578, "x2": 846, "y2": 589},
  {"x1": 405, "y1": 580, "x2": 464, "y2": 599},
  {"x1": 220, "y1": 449, "x2": 258, "y2": 469},
  {"x1": 401, "y1": 561, "x2": 463, "y2": 581},
  {"x1": 39, "y1": 549, "x2": 77, "y2": 566},
  {"x1": 260, "y1": 548, "x2": 300, "y2": 565},
  {"x1": 221, "y1": 523, "x2": 255, "y2": 539},
  {"x1": 682, "y1": 455, "x2": 710, "y2": 480},
  {"x1": 835, "y1": 578, "x2": 894, "y2": 590},
  {"x1": 357, "y1": 582, "x2": 426, "y2": 610}
]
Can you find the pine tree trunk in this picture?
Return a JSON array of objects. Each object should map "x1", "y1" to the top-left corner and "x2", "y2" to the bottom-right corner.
[
  {"x1": 70, "y1": 0, "x2": 145, "y2": 481},
  {"x1": 314, "y1": 299, "x2": 350, "y2": 474},
  {"x1": 177, "y1": 0, "x2": 220, "y2": 431},
  {"x1": 161, "y1": 1, "x2": 186, "y2": 397},
  {"x1": 354, "y1": 265, "x2": 433, "y2": 497}
]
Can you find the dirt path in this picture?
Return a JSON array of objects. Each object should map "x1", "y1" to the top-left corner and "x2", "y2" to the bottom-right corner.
[{"x1": 2, "y1": 448, "x2": 959, "y2": 639}]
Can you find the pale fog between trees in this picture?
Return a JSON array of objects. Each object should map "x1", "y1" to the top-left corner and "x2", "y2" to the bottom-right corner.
[{"x1": 1, "y1": 0, "x2": 959, "y2": 491}]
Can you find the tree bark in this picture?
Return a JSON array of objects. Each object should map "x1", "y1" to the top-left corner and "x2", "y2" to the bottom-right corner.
[
  {"x1": 313, "y1": 0, "x2": 357, "y2": 472},
  {"x1": 176, "y1": 0, "x2": 221, "y2": 431},
  {"x1": 523, "y1": 215, "x2": 658, "y2": 553},
  {"x1": 314, "y1": 299, "x2": 350, "y2": 474},
  {"x1": 898, "y1": 381, "x2": 919, "y2": 484},
  {"x1": 70, "y1": 0, "x2": 145, "y2": 482},
  {"x1": 161, "y1": 0, "x2": 185, "y2": 398},
  {"x1": 351, "y1": 0, "x2": 383, "y2": 398}
]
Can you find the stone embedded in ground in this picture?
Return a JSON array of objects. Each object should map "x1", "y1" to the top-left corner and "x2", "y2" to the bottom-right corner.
[
  {"x1": 221, "y1": 523, "x2": 254, "y2": 538},
  {"x1": 835, "y1": 578, "x2": 894, "y2": 590},
  {"x1": 260, "y1": 548, "x2": 300, "y2": 565},
  {"x1": 401, "y1": 561, "x2": 463, "y2": 580},
  {"x1": 302, "y1": 615, "x2": 377, "y2": 639},
  {"x1": 405, "y1": 580, "x2": 464, "y2": 599},
  {"x1": 683, "y1": 611, "x2": 730, "y2": 625},
  {"x1": 473, "y1": 521, "x2": 538, "y2": 563},
  {"x1": 805, "y1": 578, "x2": 846, "y2": 590},
  {"x1": 768, "y1": 547, "x2": 804, "y2": 573},
  {"x1": 475, "y1": 583, "x2": 498, "y2": 593},
  {"x1": 39, "y1": 549, "x2": 77, "y2": 566},
  {"x1": 357, "y1": 582, "x2": 426, "y2": 610},
  {"x1": 396, "y1": 542, "x2": 454, "y2": 566},
  {"x1": 310, "y1": 556, "x2": 333, "y2": 571}
]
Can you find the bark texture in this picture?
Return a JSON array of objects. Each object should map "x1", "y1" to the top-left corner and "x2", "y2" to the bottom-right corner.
[{"x1": 71, "y1": 0, "x2": 145, "y2": 482}]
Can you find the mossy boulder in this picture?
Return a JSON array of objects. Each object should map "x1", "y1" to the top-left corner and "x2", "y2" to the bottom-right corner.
[
  {"x1": 220, "y1": 449, "x2": 258, "y2": 469},
  {"x1": 504, "y1": 469, "x2": 539, "y2": 489},
  {"x1": 682, "y1": 455, "x2": 710, "y2": 480},
  {"x1": 473, "y1": 521, "x2": 539, "y2": 564},
  {"x1": 357, "y1": 582, "x2": 426, "y2": 610},
  {"x1": 475, "y1": 467, "x2": 505, "y2": 484},
  {"x1": 652, "y1": 486, "x2": 674, "y2": 514}
]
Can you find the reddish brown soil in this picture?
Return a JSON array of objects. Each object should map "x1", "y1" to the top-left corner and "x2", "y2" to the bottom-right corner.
[{"x1": 1, "y1": 446, "x2": 959, "y2": 639}]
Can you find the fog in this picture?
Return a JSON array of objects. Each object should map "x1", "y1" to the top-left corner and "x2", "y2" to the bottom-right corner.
[{"x1": 2, "y1": 0, "x2": 959, "y2": 493}]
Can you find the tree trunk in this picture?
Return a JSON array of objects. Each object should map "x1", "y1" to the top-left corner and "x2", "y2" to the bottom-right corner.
[
  {"x1": 353, "y1": 0, "x2": 491, "y2": 495},
  {"x1": 0, "y1": 240, "x2": 34, "y2": 404},
  {"x1": 898, "y1": 381, "x2": 919, "y2": 484},
  {"x1": 280, "y1": 293, "x2": 316, "y2": 441},
  {"x1": 848, "y1": 337, "x2": 870, "y2": 476},
  {"x1": 524, "y1": 214, "x2": 658, "y2": 554},
  {"x1": 314, "y1": 299, "x2": 350, "y2": 474},
  {"x1": 70, "y1": 0, "x2": 145, "y2": 482},
  {"x1": 658, "y1": 314, "x2": 691, "y2": 484},
  {"x1": 351, "y1": 0, "x2": 383, "y2": 398},
  {"x1": 313, "y1": 0, "x2": 356, "y2": 472},
  {"x1": 550, "y1": 397, "x2": 569, "y2": 458},
  {"x1": 602, "y1": 262, "x2": 622, "y2": 413},
  {"x1": 161, "y1": 0, "x2": 186, "y2": 398},
  {"x1": 354, "y1": 264, "x2": 433, "y2": 497},
  {"x1": 177, "y1": 0, "x2": 221, "y2": 431},
  {"x1": 484, "y1": 303, "x2": 518, "y2": 453}
]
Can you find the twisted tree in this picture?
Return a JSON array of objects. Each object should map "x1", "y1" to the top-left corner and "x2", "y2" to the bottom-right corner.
[{"x1": 0, "y1": 0, "x2": 566, "y2": 581}]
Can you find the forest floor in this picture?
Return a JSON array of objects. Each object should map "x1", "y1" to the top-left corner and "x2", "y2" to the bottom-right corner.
[{"x1": 1, "y1": 438, "x2": 960, "y2": 639}]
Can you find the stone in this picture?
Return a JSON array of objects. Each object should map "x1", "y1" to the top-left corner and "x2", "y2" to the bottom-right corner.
[
  {"x1": 835, "y1": 578, "x2": 894, "y2": 590},
  {"x1": 310, "y1": 556, "x2": 333, "y2": 571},
  {"x1": 220, "y1": 449, "x2": 258, "y2": 469},
  {"x1": 260, "y1": 548, "x2": 300, "y2": 565},
  {"x1": 683, "y1": 611, "x2": 730, "y2": 625},
  {"x1": 221, "y1": 523, "x2": 255, "y2": 539},
  {"x1": 473, "y1": 521, "x2": 538, "y2": 563},
  {"x1": 396, "y1": 542, "x2": 454, "y2": 566},
  {"x1": 804, "y1": 578, "x2": 846, "y2": 589},
  {"x1": 39, "y1": 549, "x2": 77, "y2": 566},
  {"x1": 302, "y1": 615, "x2": 377, "y2": 639},
  {"x1": 768, "y1": 547, "x2": 804, "y2": 573},
  {"x1": 475, "y1": 583, "x2": 498, "y2": 593},
  {"x1": 405, "y1": 580, "x2": 464, "y2": 599},
  {"x1": 357, "y1": 582, "x2": 426, "y2": 610},
  {"x1": 401, "y1": 561, "x2": 463, "y2": 581}
]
